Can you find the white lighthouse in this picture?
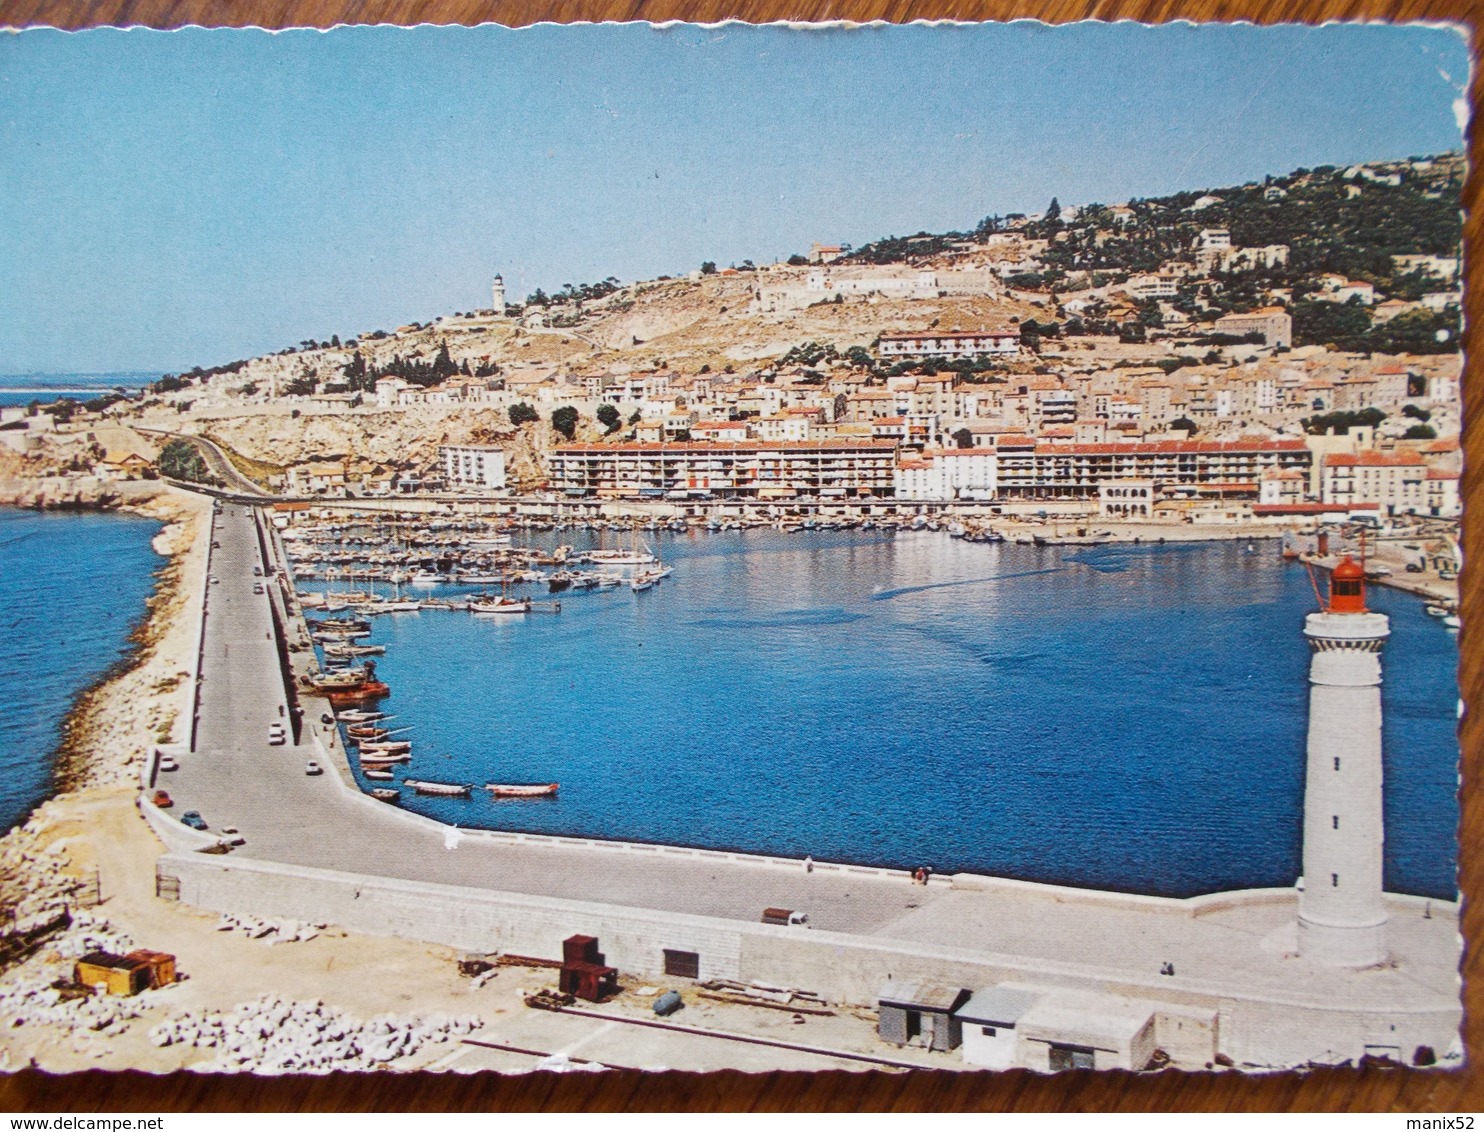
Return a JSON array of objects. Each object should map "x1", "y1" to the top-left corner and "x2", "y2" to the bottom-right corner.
[
  {"x1": 1298, "y1": 557, "x2": 1391, "y2": 967},
  {"x1": 491, "y1": 275, "x2": 507, "y2": 316}
]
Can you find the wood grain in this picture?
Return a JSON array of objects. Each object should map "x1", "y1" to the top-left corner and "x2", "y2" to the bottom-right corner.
[{"x1": 0, "y1": 0, "x2": 1478, "y2": 1111}]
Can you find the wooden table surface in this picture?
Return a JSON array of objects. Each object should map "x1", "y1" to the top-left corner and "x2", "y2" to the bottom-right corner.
[{"x1": 0, "y1": 0, "x2": 1478, "y2": 1111}]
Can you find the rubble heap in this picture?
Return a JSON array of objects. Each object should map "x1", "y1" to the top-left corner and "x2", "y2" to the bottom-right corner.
[{"x1": 149, "y1": 994, "x2": 483, "y2": 1073}]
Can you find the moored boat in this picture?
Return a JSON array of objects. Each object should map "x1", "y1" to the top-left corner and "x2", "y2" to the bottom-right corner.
[
  {"x1": 363, "y1": 769, "x2": 396, "y2": 781},
  {"x1": 326, "y1": 681, "x2": 391, "y2": 707},
  {"x1": 404, "y1": 779, "x2": 472, "y2": 797},
  {"x1": 485, "y1": 782, "x2": 559, "y2": 798},
  {"x1": 369, "y1": 787, "x2": 401, "y2": 803},
  {"x1": 469, "y1": 596, "x2": 531, "y2": 615}
]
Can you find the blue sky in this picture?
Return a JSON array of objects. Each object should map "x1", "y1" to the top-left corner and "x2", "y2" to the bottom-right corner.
[{"x1": 0, "y1": 22, "x2": 1468, "y2": 373}]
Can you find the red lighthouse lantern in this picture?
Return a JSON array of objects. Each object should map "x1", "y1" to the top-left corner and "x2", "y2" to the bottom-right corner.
[{"x1": 1328, "y1": 556, "x2": 1367, "y2": 614}]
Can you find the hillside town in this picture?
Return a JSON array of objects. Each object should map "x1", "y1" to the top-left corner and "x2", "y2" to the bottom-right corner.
[{"x1": 1, "y1": 154, "x2": 1464, "y2": 530}]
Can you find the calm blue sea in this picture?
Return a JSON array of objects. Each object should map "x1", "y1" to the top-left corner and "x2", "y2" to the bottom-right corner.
[
  {"x1": 307, "y1": 532, "x2": 1461, "y2": 901},
  {"x1": 0, "y1": 509, "x2": 163, "y2": 831},
  {"x1": 0, "y1": 373, "x2": 160, "y2": 409}
]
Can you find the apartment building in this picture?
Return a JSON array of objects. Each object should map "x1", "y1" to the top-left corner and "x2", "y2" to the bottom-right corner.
[{"x1": 548, "y1": 440, "x2": 899, "y2": 499}]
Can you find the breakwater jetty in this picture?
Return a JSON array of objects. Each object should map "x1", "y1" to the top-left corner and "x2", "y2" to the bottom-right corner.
[{"x1": 138, "y1": 498, "x2": 1462, "y2": 1070}]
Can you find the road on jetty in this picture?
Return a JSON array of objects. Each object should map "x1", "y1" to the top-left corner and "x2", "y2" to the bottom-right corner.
[{"x1": 167, "y1": 501, "x2": 947, "y2": 936}]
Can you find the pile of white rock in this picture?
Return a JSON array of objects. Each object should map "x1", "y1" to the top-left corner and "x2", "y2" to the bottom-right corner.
[
  {"x1": 149, "y1": 995, "x2": 483, "y2": 1074},
  {"x1": 0, "y1": 821, "x2": 85, "y2": 926},
  {"x1": 214, "y1": 913, "x2": 322, "y2": 944},
  {"x1": 0, "y1": 971, "x2": 153, "y2": 1040},
  {"x1": 52, "y1": 911, "x2": 134, "y2": 959}
]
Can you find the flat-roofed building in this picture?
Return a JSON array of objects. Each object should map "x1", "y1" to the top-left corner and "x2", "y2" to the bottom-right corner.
[
  {"x1": 1214, "y1": 308, "x2": 1292, "y2": 348},
  {"x1": 439, "y1": 445, "x2": 507, "y2": 492},
  {"x1": 549, "y1": 440, "x2": 899, "y2": 500},
  {"x1": 878, "y1": 329, "x2": 1021, "y2": 358},
  {"x1": 995, "y1": 437, "x2": 1310, "y2": 502}
]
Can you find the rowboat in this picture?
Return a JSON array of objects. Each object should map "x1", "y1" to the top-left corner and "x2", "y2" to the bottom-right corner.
[
  {"x1": 369, "y1": 788, "x2": 401, "y2": 803},
  {"x1": 359, "y1": 752, "x2": 411, "y2": 765},
  {"x1": 485, "y1": 782, "x2": 559, "y2": 798},
  {"x1": 404, "y1": 779, "x2": 472, "y2": 797},
  {"x1": 363, "y1": 769, "x2": 396, "y2": 781},
  {"x1": 337, "y1": 710, "x2": 388, "y2": 723},
  {"x1": 357, "y1": 740, "x2": 412, "y2": 755}
]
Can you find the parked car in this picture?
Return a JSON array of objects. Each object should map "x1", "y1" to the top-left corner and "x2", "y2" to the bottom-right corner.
[
  {"x1": 268, "y1": 723, "x2": 286, "y2": 746},
  {"x1": 151, "y1": 790, "x2": 173, "y2": 809},
  {"x1": 304, "y1": 760, "x2": 323, "y2": 776},
  {"x1": 253, "y1": 583, "x2": 265, "y2": 594},
  {"x1": 252, "y1": 566, "x2": 263, "y2": 577},
  {"x1": 158, "y1": 755, "x2": 179, "y2": 772},
  {"x1": 218, "y1": 826, "x2": 246, "y2": 846},
  {"x1": 180, "y1": 810, "x2": 207, "y2": 831}
]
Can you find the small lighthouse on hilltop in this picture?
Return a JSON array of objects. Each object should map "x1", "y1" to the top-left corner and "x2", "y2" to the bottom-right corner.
[
  {"x1": 491, "y1": 275, "x2": 507, "y2": 316},
  {"x1": 1299, "y1": 556, "x2": 1391, "y2": 967}
]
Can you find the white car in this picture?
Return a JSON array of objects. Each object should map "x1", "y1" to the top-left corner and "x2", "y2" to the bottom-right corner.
[
  {"x1": 305, "y1": 760, "x2": 323, "y2": 776},
  {"x1": 217, "y1": 826, "x2": 246, "y2": 846},
  {"x1": 158, "y1": 756, "x2": 180, "y2": 772},
  {"x1": 268, "y1": 723, "x2": 286, "y2": 746}
]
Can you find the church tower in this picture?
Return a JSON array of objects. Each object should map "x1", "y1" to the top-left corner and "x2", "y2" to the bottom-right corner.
[{"x1": 1298, "y1": 557, "x2": 1390, "y2": 966}]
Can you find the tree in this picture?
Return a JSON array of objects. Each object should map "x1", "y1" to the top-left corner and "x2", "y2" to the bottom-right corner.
[
  {"x1": 628, "y1": 409, "x2": 642, "y2": 425},
  {"x1": 1046, "y1": 197, "x2": 1061, "y2": 222},
  {"x1": 157, "y1": 439, "x2": 211, "y2": 482},
  {"x1": 432, "y1": 343, "x2": 458, "y2": 380},
  {"x1": 551, "y1": 405, "x2": 579, "y2": 440},
  {"x1": 952, "y1": 427, "x2": 974, "y2": 450},
  {"x1": 787, "y1": 254, "x2": 809, "y2": 266},
  {"x1": 596, "y1": 403, "x2": 621, "y2": 434},
  {"x1": 1169, "y1": 416, "x2": 1199, "y2": 435},
  {"x1": 509, "y1": 402, "x2": 539, "y2": 426},
  {"x1": 1403, "y1": 404, "x2": 1432, "y2": 421},
  {"x1": 700, "y1": 261, "x2": 717, "y2": 275},
  {"x1": 1404, "y1": 424, "x2": 1438, "y2": 440}
]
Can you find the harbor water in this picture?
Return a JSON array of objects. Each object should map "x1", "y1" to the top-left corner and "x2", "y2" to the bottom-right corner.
[
  {"x1": 311, "y1": 532, "x2": 1461, "y2": 901},
  {"x1": 0, "y1": 508, "x2": 163, "y2": 832}
]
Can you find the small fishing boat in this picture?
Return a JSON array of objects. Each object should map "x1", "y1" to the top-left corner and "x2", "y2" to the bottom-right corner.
[
  {"x1": 404, "y1": 779, "x2": 472, "y2": 797},
  {"x1": 363, "y1": 769, "x2": 396, "y2": 781},
  {"x1": 547, "y1": 571, "x2": 574, "y2": 593},
  {"x1": 1426, "y1": 604, "x2": 1453, "y2": 618},
  {"x1": 357, "y1": 739, "x2": 412, "y2": 755},
  {"x1": 359, "y1": 751, "x2": 412, "y2": 764},
  {"x1": 326, "y1": 681, "x2": 391, "y2": 707},
  {"x1": 485, "y1": 782, "x2": 559, "y2": 798},
  {"x1": 1444, "y1": 614, "x2": 1462, "y2": 630},
  {"x1": 469, "y1": 596, "x2": 531, "y2": 615},
  {"x1": 369, "y1": 787, "x2": 401, "y2": 803},
  {"x1": 337, "y1": 709, "x2": 388, "y2": 723},
  {"x1": 409, "y1": 570, "x2": 445, "y2": 586},
  {"x1": 323, "y1": 643, "x2": 386, "y2": 658},
  {"x1": 631, "y1": 569, "x2": 662, "y2": 591}
]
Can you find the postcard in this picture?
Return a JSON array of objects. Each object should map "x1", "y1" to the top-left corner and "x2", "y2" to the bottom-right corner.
[{"x1": 0, "y1": 19, "x2": 1465, "y2": 1076}]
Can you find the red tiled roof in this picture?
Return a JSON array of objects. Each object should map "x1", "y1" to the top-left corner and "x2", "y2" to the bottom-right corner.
[
  {"x1": 552, "y1": 441, "x2": 898, "y2": 453},
  {"x1": 1324, "y1": 451, "x2": 1426, "y2": 467},
  {"x1": 1013, "y1": 439, "x2": 1307, "y2": 456}
]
